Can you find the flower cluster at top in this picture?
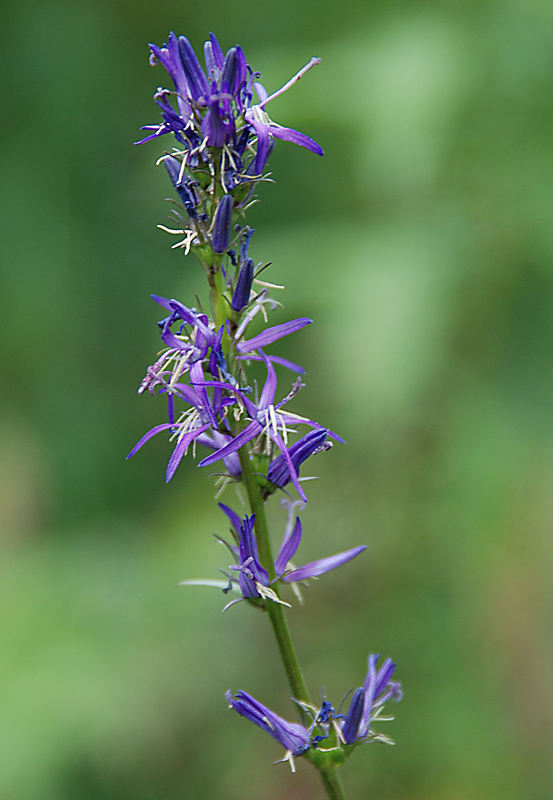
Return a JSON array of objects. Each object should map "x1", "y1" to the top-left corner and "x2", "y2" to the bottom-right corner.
[
  {"x1": 129, "y1": 32, "x2": 333, "y2": 502},
  {"x1": 137, "y1": 31, "x2": 322, "y2": 256},
  {"x1": 227, "y1": 654, "x2": 403, "y2": 772}
]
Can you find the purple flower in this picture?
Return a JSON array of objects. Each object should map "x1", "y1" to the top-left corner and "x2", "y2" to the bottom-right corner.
[
  {"x1": 340, "y1": 655, "x2": 403, "y2": 745},
  {"x1": 139, "y1": 32, "x2": 323, "y2": 172},
  {"x1": 128, "y1": 358, "x2": 234, "y2": 482},
  {"x1": 197, "y1": 353, "x2": 341, "y2": 502},
  {"x1": 217, "y1": 504, "x2": 365, "y2": 601},
  {"x1": 225, "y1": 690, "x2": 311, "y2": 768}
]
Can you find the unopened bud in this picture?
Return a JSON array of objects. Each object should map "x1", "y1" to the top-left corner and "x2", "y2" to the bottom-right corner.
[
  {"x1": 212, "y1": 193, "x2": 234, "y2": 253},
  {"x1": 231, "y1": 257, "x2": 254, "y2": 311}
]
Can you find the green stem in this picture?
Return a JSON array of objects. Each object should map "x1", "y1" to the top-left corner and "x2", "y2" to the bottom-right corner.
[
  {"x1": 237, "y1": 448, "x2": 312, "y2": 717},
  {"x1": 319, "y1": 771, "x2": 347, "y2": 800},
  {"x1": 208, "y1": 232, "x2": 348, "y2": 800}
]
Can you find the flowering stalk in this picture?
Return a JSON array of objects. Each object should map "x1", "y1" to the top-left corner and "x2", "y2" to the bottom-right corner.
[{"x1": 131, "y1": 31, "x2": 402, "y2": 799}]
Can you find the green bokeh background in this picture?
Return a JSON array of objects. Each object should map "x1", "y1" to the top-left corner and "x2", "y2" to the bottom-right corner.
[{"x1": 2, "y1": 1, "x2": 553, "y2": 798}]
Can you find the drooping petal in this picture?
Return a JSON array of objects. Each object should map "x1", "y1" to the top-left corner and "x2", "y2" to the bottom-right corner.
[
  {"x1": 236, "y1": 318, "x2": 312, "y2": 354},
  {"x1": 283, "y1": 545, "x2": 366, "y2": 582},
  {"x1": 166, "y1": 423, "x2": 211, "y2": 481},
  {"x1": 126, "y1": 423, "x2": 176, "y2": 459},
  {"x1": 226, "y1": 690, "x2": 311, "y2": 755}
]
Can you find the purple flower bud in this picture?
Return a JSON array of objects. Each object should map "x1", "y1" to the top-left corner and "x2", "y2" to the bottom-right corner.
[
  {"x1": 164, "y1": 155, "x2": 197, "y2": 216},
  {"x1": 212, "y1": 193, "x2": 233, "y2": 253},
  {"x1": 342, "y1": 687, "x2": 365, "y2": 744},
  {"x1": 231, "y1": 257, "x2": 254, "y2": 311},
  {"x1": 221, "y1": 47, "x2": 239, "y2": 93},
  {"x1": 177, "y1": 35, "x2": 209, "y2": 100},
  {"x1": 267, "y1": 428, "x2": 329, "y2": 488}
]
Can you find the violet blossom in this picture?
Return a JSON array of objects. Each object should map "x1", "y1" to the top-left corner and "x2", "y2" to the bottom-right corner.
[
  {"x1": 225, "y1": 690, "x2": 311, "y2": 771},
  {"x1": 139, "y1": 32, "x2": 323, "y2": 176},
  {"x1": 340, "y1": 655, "x2": 403, "y2": 746}
]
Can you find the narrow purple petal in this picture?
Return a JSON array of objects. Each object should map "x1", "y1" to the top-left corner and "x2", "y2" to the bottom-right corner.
[
  {"x1": 270, "y1": 125, "x2": 324, "y2": 156},
  {"x1": 278, "y1": 414, "x2": 345, "y2": 444},
  {"x1": 151, "y1": 294, "x2": 173, "y2": 312},
  {"x1": 361, "y1": 654, "x2": 379, "y2": 735},
  {"x1": 245, "y1": 112, "x2": 271, "y2": 174},
  {"x1": 167, "y1": 392, "x2": 175, "y2": 424},
  {"x1": 203, "y1": 41, "x2": 218, "y2": 80},
  {"x1": 127, "y1": 423, "x2": 175, "y2": 459},
  {"x1": 275, "y1": 517, "x2": 302, "y2": 576},
  {"x1": 259, "y1": 354, "x2": 277, "y2": 409},
  {"x1": 226, "y1": 690, "x2": 311, "y2": 755},
  {"x1": 374, "y1": 658, "x2": 396, "y2": 698},
  {"x1": 172, "y1": 382, "x2": 202, "y2": 408},
  {"x1": 283, "y1": 545, "x2": 366, "y2": 582},
  {"x1": 268, "y1": 428, "x2": 307, "y2": 502},
  {"x1": 342, "y1": 687, "x2": 365, "y2": 744},
  {"x1": 208, "y1": 33, "x2": 225, "y2": 70},
  {"x1": 177, "y1": 35, "x2": 209, "y2": 99},
  {"x1": 166, "y1": 423, "x2": 211, "y2": 481},
  {"x1": 218, "y1": 503, "x2": 242, "y2": 536},
  {"x1": 253, "y1": 81, "x2": 268, "y2": 103},
  {"x1": 237, "y1": 354, "x2": 305, "y2": 374},
  {"x1": 197, "y1": 420, "x2": 262, "y2": 468},
  {"x1": 236, "y1": 318, "x2": 312, "y2": 354}
]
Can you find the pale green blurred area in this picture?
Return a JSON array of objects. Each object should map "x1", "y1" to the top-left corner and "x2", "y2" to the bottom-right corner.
[{"x1": 1, "y1": 0, "x2": 553, "y2": 797}]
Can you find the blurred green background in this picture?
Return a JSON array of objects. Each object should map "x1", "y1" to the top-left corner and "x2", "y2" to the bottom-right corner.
[{"x1": 2, "y1": 0, "x2": 553, "y2": 798}]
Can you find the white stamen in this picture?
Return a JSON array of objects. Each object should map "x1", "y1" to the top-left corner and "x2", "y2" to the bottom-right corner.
[
  {"x1": 259, "y1": 57, "x2": 321, "y2": 109},
  {"x1": 256, "y1": 583, "x2": 292, "y2": 607},
  {"x1": 253, "y1": 279, "x2": 285, "y2": 290}
]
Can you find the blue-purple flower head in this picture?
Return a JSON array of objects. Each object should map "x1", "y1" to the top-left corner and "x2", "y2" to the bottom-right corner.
[
  {"x1": 140, "y1": 31, "x2": 323, "y2": 175},
  {"x1": 341, "y1": 655, "x2": 403, "y2": 746},
  {"x1": 225, "y1": 653, "x2": 402, "y2": 770},
  {"x1": 212, "y1": 503, "x2": 365, "y2": 608}
]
